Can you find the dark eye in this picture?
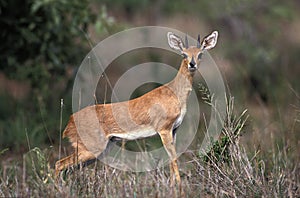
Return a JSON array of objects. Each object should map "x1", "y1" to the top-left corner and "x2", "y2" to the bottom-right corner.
[
  {"x1": 182, "y1": 53, "x2": 188, "y2": 59},
  {"x1": 198, "y1": 53, "x2": 203, "y2": 60}
]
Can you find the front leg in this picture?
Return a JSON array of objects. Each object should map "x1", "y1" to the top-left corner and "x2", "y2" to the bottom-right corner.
[{"x1": 159, "y1": 130, "x2": 181, "y2": 186}]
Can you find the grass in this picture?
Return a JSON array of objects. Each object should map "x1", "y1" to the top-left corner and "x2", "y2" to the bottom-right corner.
[{"x1": 0, "y1": 96, "x2": 299, "y2": 197}]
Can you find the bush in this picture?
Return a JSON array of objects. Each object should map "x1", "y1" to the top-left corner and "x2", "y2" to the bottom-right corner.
[
  {"x1": 0, "y1": 0, "x2": 96, "y2": 90},
  {"x1": 0, "y1": 0, "x2": 109, "y2": 150}
]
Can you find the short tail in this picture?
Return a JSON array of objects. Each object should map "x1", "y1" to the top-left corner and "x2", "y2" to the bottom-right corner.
[{"x1": 55, "y1": 151, "x2": 96, "y2": 177}]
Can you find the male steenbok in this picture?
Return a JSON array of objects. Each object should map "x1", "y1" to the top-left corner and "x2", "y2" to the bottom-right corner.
[{"x1": 55, "y1": 30, "x2": 219, "y2": 185}]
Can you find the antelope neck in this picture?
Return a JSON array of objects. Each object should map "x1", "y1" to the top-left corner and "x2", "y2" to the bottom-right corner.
[{"x1": 168, "y1": 59, "x2": 194, "y2": 103}]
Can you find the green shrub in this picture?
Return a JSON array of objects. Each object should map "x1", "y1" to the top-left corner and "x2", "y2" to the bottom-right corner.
[
  {"x1": 0, "y1": 0, "x2": 114, "y2": 150},
  {"x1": 0, "y1": 0, "x2": 96, "y2": 91}
]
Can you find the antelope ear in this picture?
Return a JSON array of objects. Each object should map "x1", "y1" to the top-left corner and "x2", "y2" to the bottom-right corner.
[
  {"x1": 201, "y1": 31, "x2": 218, "y2": 50},
  {"x1": 167, "y1": 32, "x2": 184, "y2": 51}
]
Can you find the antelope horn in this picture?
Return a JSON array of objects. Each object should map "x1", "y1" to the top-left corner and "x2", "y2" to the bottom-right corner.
[
  {"x1": 197, "y1": 34, "x2": 201, "y2": 48},
  {"x1": 185, "y1": 34, "x2": 189, "y2": 48}
]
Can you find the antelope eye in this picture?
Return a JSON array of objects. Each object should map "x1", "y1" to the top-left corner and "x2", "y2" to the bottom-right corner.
[
  {"x1": 198, "y1": 52, "x2": 203, "y2": 60},
  {"x1": 182, "y1": 53, "x2": 188, "y2": 58}
]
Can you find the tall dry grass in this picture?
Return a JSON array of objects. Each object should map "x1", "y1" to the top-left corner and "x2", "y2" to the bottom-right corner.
[{"x1": 0, "y1": 96, "x2": 299, "y2": 197}]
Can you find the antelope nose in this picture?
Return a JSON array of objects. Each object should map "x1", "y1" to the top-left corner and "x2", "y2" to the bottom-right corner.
[
  {"x1": 189, "y1": 62, "x2": 195, "y2": 67},
  {"x1": 189, "y1": 57, "x2": 196, "y2": 67}
]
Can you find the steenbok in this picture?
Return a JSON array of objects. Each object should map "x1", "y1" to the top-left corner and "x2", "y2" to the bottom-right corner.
[{"x1": 55, "y1": 30, "x2": 219, "y2": 185}]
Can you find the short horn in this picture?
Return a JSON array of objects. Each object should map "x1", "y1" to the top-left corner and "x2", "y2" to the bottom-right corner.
[
  {"x1": 185, "y1": 34, "x2": 189, "y2": 48},
  {"x1": 197, "y1": 34, "x2": 201, "y2": 48}
]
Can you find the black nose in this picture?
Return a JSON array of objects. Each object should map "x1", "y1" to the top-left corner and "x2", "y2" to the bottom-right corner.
[{"x1": 189, "y1": 57, "x2": 196, "y2": 67}]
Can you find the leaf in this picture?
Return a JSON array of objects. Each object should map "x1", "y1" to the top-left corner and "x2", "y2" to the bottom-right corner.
[
  {"x1": 0, "y1": 148, "x2": 9, "y2": 156},
  {"x1": 31, "y1": 1, "x2": 44, "y2": 13}
]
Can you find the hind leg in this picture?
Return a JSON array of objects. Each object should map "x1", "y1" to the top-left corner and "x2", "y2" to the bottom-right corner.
[{"x1": 55, "y1": 138, "x2": 110, "y2": 176}]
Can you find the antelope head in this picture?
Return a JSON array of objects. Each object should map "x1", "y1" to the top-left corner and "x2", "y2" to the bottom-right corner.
[{"x1": 167, "y1": 31, "x2": 218, "y2": 72}]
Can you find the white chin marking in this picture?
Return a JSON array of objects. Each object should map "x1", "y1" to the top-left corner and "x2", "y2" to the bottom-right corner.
[{"x1": 188, "y1": 66, "x2": 197, "y2": 71}]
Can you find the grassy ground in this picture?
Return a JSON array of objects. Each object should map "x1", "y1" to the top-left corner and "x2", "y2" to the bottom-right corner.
[{"x1": 0, "y1": 97, "x2": 299, "y2": 197}]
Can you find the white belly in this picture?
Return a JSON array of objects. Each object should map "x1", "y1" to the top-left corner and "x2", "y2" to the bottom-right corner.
[{"x1": 110, "y1": 127, "x2": 157, "y2": 140}]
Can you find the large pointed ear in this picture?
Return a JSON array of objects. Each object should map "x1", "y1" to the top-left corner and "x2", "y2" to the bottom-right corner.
[
  {"x1": 201, "y1": 31, "x2": 218, "y2": 50},
  {"x1": 167, "y1": 32, "x2": 184, "y2": 51}
]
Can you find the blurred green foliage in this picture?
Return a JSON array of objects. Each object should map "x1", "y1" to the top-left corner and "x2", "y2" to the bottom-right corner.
[
  {"x1": 104, "y1": 0, "x2": 299, "y2": 103},
  {"x1": 0, "y1": 0, "x2": 108, "y2": 149},
  {"x1": 0, "y1": 0, "x2": 96, "y2": 91}
]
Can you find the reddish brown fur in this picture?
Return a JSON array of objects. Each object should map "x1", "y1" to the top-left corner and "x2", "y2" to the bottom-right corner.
[{"x1": 55, "y1": 59, "x2": 192, "y2": 177}]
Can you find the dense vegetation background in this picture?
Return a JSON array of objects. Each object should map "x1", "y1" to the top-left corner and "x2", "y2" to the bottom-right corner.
[{"x1": 0, "y1": 0, "x2": 299, "y2": 196}]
